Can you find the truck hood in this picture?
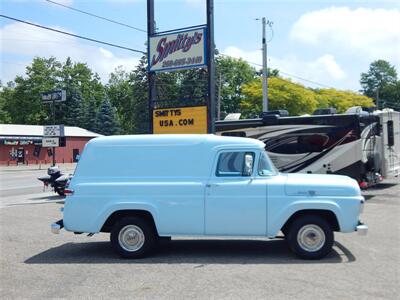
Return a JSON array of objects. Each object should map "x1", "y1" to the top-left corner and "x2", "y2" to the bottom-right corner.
[{"x1": 284, "y1": 173, "x2": 361, "y2": 197}]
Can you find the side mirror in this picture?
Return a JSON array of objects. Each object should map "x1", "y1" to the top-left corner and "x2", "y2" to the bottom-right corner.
[{"x1": 243, "y1": 154, "x2": 254, "y2": 176}]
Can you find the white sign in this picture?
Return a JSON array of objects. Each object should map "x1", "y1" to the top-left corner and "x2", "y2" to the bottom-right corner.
[
  {"x1": 42, "y1": 137, "x2": 59, "y2": 147},
  {"x1": 149, "y1": 26, "x2": 207, "y2": 72},
  {"x1": 44, "y1": 125, "x2": 64, "y2": 137}
]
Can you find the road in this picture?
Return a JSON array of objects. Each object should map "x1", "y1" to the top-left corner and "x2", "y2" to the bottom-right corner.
[
  {"x1": 0, "y1": 165, "x2": 75, "y2": 207},
  {"x1": 0, "y1": 166, "x2": 399, "y2": 299}
]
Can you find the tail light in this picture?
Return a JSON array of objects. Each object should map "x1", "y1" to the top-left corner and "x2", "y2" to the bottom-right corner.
[
  {"x1": 359, "y1": 181, "x2": 368, "y2": 189},
  {"x1": 64, "y1": 188, "x2": 74, "y2": 196}
]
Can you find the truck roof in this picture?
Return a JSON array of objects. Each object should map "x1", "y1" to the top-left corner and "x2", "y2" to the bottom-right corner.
[
  {"x1": 74, "y1": 134, "x2": 265, "y2": 180},
  {"x1": 89, "y1": 134, "x2": 265, "y2": 149}
]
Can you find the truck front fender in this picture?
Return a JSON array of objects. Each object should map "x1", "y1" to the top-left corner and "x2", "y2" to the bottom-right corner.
[{"x1": 268, "y1": 200, "x2": 343, "y2": 237}]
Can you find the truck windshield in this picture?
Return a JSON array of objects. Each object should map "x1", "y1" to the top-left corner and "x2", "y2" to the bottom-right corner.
[{"x1": 258, "y1": 151, "x2": 278, "y2": 176}]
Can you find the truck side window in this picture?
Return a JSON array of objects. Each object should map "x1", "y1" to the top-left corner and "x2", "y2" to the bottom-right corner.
[
  {"x1": 216, "y1": 152, "x2": 254, "y2": 177},
  {"x1": 258, "y1": 152, "x2": 278, "y2": 176}
]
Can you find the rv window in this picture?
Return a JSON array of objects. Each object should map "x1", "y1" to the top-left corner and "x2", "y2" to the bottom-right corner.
[
  {"x1": 298, "y1": 134, "x2": 328, "y2": 153},
  {"x1": 221, "y1": 131, "x2": 246, "y2": 137},
  {"x1": 387, "y1": 120, "x2": 394, "y2": 146},
  {"x1": 265, "y1": 134, "x2": 329, "y2": 154}
]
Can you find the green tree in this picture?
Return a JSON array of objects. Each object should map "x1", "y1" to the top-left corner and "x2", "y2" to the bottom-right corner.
[
  {"x1": 240, "y1": 77, "x2": 318, "y2": 117},
  {"x1": 0, "y1": 56, "x2": 105, "y2": 126},
  {"x1": 96, "y1": 97, "x2": 119, "y2": 135},
  {"x1": 65, "y1": 90, "x2": 84, "y2": 127},
  {"x1": 58, "y1": 57, "x2": 105, "y2": 124},
  {"x1": 83, "y1": 97, "x2": 97, "y2": 131},
  {"x1": 380, "y1": 80, "x2": 400, "y2": 110},
  {"x1": 82, "y1": 96, "x2": 98, "y2": 132},
  {"x1": 360, "y1": 60, "x2": 398, "y2": 108},
  {"x1": 130, "y1": 55, "x2": 151, "y2": 134},
  {"x1": 106, "y1": 67, "x2": 135, "y2": 134},
  {"x1": 314, "y1": 89, "x2": 374, "y2": 113},
  {"x1": 0, "y1": 82, "x2": 13, "y2": 123},
  {"x1": 215, "y1": 55, "x2": 256, "y2": 118},
  {"x1": 1, "y1": 57, "x2": 62, "y2": 124}
]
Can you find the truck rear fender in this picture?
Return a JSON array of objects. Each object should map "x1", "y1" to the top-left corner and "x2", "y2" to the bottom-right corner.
[{"x1": 94, "y1": 202, "x2": 159, "y2": 233}]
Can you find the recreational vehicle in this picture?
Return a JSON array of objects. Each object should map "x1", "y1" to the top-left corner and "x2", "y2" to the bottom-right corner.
[{"x1": 216, "y1": 108, "x2": 399, "y2": 186}]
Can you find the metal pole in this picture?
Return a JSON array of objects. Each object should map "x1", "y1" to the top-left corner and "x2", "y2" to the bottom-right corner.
[
  {"x1": 207, "y1": 0, "x2": 216, "y2": 133},
  {"x1": 217, "y1": 72, "x2": 222, "y2": 120},
  {"x1": 147, "y1": 0, "x2": 156, "y2": 134},
  {"x1": 376, "y1": 88, "x2": 380, "y2": 110},
  {"x1": 262, "y1": 17, "x2": 268, "y2": 112},
  {"x1": 52, "y1": 97, "x2": 55, "y2": 166}
]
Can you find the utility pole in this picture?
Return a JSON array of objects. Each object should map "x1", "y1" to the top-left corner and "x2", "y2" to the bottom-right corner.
[
  {"x1": 376, "y1": 88, "x2": 380, "y2": 109},
  {"x1": 217, "y1": 72, "x2": 222, "y2": 120},
  {"x1": 262, "y1": 17, "x2": 268, "y2": 112}
]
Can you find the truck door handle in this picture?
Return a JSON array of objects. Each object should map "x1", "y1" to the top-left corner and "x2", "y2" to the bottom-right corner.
[{"x1": 206, "y1": 183, "x2": 219, "y2": 188}]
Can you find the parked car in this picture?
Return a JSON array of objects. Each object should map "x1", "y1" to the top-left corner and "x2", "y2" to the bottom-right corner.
[{"x1": 51, "y1": 134, "x2": 367, "y2": 259}]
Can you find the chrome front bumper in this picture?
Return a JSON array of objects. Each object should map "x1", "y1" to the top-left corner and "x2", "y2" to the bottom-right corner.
[
  {"x1": 51, "y1": 220, "x2": 64, "y2": 234},
  {"x1": 356, "y1": 223, "x2": 368, "y2": 236}
]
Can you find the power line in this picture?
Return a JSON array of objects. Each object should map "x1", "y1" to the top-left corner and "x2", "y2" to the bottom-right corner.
[
  {"x1": 44, "y1": 0, "x2": 146, "y2": 33},
  {"x1": 1, "y1": 36, "x2": 145, "y2": 50},
  {"x1": 0, "y1": 15, "x2": 147, "y2": 55},
  {"x1": 219, "y1": 53, "x2": 333, "y2": 88}
]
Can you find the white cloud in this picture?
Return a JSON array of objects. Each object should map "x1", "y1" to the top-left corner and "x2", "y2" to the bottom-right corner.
[
  {"x1": 290, "y1": 7, "x2": 400, "y2": 64},
  {"x1": 0, "y1": 21, "x2": 142, "y2": 83},
  {"x1": 271, "y1": 54, "x2": 346, "y2": 83},
  {"x1": 222, "y1": 46, "x2": 346, "y2": 88}
]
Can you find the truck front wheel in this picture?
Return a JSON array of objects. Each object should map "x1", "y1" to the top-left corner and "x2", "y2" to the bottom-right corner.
[
  {"x1": 286, "y1": 215, "x2": 334, "y2": 259},
  {"x1": 110, "y1": 217, "x2": 156, "y2": 258}
]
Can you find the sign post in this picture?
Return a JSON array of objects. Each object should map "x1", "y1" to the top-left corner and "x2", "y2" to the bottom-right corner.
[
  {"x1": 147, "y1": 0, "x2": 214, "y2": 134},
  {"x1": 147, "y1": 0, "x2": 156, "y2": 134},
  {"x1": 41, "y1": 90, "x2": 66, "y2": 166},
  {"x1": 206, "y1": 0, "x2": 216, "y2": 134}
]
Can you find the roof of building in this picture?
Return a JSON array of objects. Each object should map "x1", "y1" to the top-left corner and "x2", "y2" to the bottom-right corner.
[{"x1": 0, "y1": 124, "x2": 102, "y2": 138}]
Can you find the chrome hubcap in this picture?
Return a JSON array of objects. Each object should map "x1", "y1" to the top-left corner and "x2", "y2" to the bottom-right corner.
[
  {"x1": 118, "y1": 225, "x2": 145, "y2": 252},
  {"x1": 297, "y1": 224, "x2": 325, "y2": 252}
]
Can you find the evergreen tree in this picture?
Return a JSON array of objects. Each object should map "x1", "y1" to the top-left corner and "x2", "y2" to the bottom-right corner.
[
  {"x1": 83, "y1": 96, "x2": 98, "y2": 132},
  {"x1": 96, "y1": 97, "x2": 119, "y2": 135},
  {"x1": 130, "y1": 55, "x2": 150, "y2": 134},
  {"x1": 65, "y1": 90, "x2": 84, "y2": 127}
]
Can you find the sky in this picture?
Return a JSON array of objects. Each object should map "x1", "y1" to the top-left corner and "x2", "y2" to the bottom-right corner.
[{"x1": 1, "y1": 0, "x2": 400, "y2": 91}]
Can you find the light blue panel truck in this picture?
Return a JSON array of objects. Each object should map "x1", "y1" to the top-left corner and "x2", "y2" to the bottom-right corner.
[{"x1": 52, "y1": 134, "x2": 368, "y2": 259}]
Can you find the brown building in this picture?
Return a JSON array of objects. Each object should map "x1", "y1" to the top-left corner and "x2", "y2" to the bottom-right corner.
[{"x1": 0, "y1": 124, "x2": 102, "y2": 165}]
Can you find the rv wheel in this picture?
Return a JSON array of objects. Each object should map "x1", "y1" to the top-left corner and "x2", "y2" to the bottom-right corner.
[{"x1": 110, "y1": 217, "x2": 156, "y2": 258}]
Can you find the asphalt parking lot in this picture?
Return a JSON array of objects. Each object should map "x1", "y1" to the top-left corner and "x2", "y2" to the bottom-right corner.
[{"x1": 1, "y1": 165, "x2": 399, "y2": 299}]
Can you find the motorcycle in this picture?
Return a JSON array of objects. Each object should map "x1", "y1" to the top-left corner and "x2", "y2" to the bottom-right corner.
[{"x1": 38, "y1": 166, "x2": 72, "y2": 196}]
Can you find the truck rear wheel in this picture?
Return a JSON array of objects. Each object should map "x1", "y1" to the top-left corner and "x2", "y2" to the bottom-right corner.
[
  {"x1": 286, "y1": 215, "x2": 334, "y2": 259},
  {"x1": 110, "y1": 217, "x2": 156, "y2": 258}
]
